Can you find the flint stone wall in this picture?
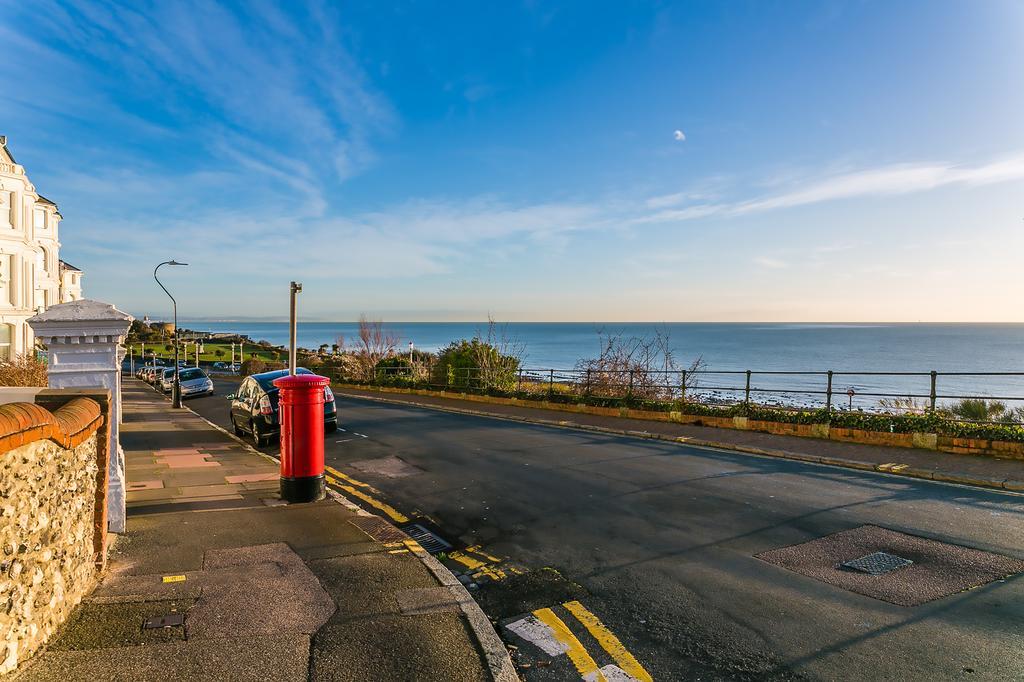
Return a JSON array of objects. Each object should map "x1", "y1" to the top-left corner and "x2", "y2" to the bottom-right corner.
[{"x1": 0, "y1": 398, "x2": 106, "y2": 675}]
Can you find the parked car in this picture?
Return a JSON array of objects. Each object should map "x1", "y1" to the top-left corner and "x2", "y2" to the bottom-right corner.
[
  {"x1": 142, "y1": 366, "x2": 161, "y2": 384},
  {"x1": 228, "y1": 368, "x2": 337, "y2": 446},
  {"x1": 158, "y1": 368, "x2": 177, "y2": 393},
  {"x1": 178, "y1": 367, "x2": 214, "y2": 398}
]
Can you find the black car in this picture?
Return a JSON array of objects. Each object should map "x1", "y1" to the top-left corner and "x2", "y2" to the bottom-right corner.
[{"x1": 228, "y1": 368, "x2": 337, "y2": 446}]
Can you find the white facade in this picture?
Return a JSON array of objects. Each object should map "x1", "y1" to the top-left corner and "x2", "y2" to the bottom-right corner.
[
  {"x1": 0, "y1": 136, "x2": 84, "y2": 360},
  {"x1": 59, "y1": 260, "x2": 83, "y2": 302}
]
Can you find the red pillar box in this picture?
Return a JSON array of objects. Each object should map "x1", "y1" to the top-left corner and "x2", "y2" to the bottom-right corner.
[{"x1": 272, "y1": 373, "x2": 329, "y2": 502}]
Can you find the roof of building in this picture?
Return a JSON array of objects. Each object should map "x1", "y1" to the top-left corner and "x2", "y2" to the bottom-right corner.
[
  {"x1": 59, "y1": 260, "x2": 83, "y2": 273},
  {"x1": 36, "y1": 194, "x2": 56, "y2": 206},
  {"x1": 0, "y1": 136, "x2": 16, "y2": 165}
]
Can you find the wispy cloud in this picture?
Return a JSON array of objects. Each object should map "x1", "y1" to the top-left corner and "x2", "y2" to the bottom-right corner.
[
  {"x1": 1, "y1": 1, "x2": 394, "y2": 194},
  {"x1": 753, "y1": 256, "x2": 788, "y2": 269},
  {"x1": 640, "y1": 153, "x2": 1024, "y2": 224}
]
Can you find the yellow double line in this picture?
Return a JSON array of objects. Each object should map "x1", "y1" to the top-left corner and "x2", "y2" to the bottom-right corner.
[
  {"x1": 447, "y1": 545, "x2": 523, "y2": 581},
  {"x1": 324, "y1": 465, "x2": 409, "y2": 524},
  {"x1": 533, "y1": 601, "x2": 651, "y2": 682}
]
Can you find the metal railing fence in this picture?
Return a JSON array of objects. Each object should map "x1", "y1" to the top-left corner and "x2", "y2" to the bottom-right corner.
[{"x1": 328, "y1": 365, "x2": 1024, "y2": 423}]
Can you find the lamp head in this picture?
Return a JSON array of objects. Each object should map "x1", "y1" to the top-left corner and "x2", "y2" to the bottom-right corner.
[{"x1": 168, "y1": 260, "x2": 188, "y2": 266}]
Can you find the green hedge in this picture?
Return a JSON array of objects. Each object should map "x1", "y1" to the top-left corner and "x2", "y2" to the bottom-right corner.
[{"x1": 331, "y1": 374, "x2": 1024, "y2": 444}]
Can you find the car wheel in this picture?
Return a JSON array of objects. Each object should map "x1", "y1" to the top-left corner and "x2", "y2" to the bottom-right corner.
[
  {"x1": 250, "y1": 421, "x2": 265, "y2": 447},
  {"x1": 232, "y1": 416, "x2": 243, "y2": 436},
  {"x1": 325, "y1": 422, "x2": 338, "y2": 434}
]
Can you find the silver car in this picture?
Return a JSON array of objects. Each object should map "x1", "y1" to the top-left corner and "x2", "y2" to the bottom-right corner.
[
  {"x1": 159, "y1": 368, "x2": 176, "y2": 393},
  {"x1": 177, "y1": 367, "x2": 214, "y2": 398}
]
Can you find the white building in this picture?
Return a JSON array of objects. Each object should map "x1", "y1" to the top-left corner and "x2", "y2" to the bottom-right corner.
[
  {"x1": 0, "y1": 136, "x2": 84, "y2": 360},
  {"x1": 59, "y1": 260, "x2": 83, "y2": 302}
]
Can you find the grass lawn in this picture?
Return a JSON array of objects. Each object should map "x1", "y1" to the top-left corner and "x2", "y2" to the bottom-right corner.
[{"x1": 125, "y1": 341, "x2": 283, "y2": 364}]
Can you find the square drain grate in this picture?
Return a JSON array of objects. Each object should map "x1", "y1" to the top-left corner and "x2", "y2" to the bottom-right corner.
[
  {"x1": 400, "y1": 523, "x2": 452, "y2": 554},
  {"x1": 841, "y1": 551, "x2": 913, "y2": 575}
]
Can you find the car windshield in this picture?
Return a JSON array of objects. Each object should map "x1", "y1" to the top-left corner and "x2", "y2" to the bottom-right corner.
[
  {"x1": 254, "y1": 367, "x2": 312, "y2": 391},
  {"x1": 162, "y1": 369, "x2": 174, "y2": 378},
  {"x1": 179, "y1": 369, "x2": 206, "y2": 381}
]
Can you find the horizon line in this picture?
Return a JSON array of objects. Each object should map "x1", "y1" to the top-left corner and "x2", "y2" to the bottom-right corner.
[{"x1": 159, "y1": 318, "x2": 1024, "y2": 325}]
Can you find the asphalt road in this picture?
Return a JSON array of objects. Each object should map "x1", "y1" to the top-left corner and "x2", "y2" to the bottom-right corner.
[{"x1": 182, "y1": 375, "x2": 1024, "y2": 681}]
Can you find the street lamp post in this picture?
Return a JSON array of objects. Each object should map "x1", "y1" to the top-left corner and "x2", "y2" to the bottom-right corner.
[{"x1": 154, "y1": 260, "x2": 188, "y2": 408}]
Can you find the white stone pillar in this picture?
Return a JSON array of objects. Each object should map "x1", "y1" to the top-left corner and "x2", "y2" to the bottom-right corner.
[{"x1": 28, "y1": 300, "x2": 133, "y2": 532}]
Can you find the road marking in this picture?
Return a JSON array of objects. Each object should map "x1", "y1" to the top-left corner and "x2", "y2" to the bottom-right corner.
[
  {"x1": 505, "y1": 615, "x2": 568, "y2": 657},
  {"x1": 335, "y1": 438, "x2": 355, "y2": 443},
  {"x1": 533, "y1": 607, "x2": 604, "y2": 681},
  {"x1": 448, "y1": 549, "x2": 507, "y2": 581},
  {"x1": 324, "y1": 465, "x2": 375, "y2": 489},
  {"x1": 466, "y1": 545, "x2": 502, "y2": 563},
  {"x1": 563, "y1": 600, "x2": 652, "y2": 682},
  {"x1": 593, "y1": 665, "x2": 644, "y2": 681},
  {"x1": 324, "y1": 474, "x2": 410, "y2": 523},
  {"x1": 403, "y1": 539, "x2": 427, "y2": 555},
  {"x1": 449, "y1": 551, "x2": 486, "y2": 571},
  {"x1": 878, "y1": 462, "x2": 909, "y2": 472},
  {"x1": 352, "y1": 432, "x2": 368, "y2": 438},
  {"x1": 162, "y1": 575, "x2": 186, "y2": 583}
]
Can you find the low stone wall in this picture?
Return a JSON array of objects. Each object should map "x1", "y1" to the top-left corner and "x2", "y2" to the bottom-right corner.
[
  {"x1": 0, "y1": 396, "x2": 107, "y2": 675},
  {"x1": 336, "y1": 384, "x2": 1024, "y2": 460}
]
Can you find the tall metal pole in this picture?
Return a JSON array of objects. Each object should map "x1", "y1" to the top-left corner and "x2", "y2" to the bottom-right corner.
[
  {"x1": 154, "y1": 260, "x2": 188, "y2": 408},
  {"x1": 289, "y1": 282, "x2": 302, "y2": 375}
]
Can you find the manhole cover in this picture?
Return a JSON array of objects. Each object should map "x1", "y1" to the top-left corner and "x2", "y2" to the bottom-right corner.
[
  {"x1": 400, "y1": 523, "x2": 452, "y2": 554},
  {"x1": 841, "y1": 551, "x2": 913, "y2": 575},
  {"x1": 143, "y1": 613, "x2": 184, "y2": 629}
]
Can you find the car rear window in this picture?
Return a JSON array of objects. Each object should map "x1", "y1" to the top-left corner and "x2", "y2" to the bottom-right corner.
[
  {"x1": 179, "y1": 369, "x2": 207, "y2": 381},
  {"x1": 254, "y1": 368, "x2": 312, "y2": 390}
]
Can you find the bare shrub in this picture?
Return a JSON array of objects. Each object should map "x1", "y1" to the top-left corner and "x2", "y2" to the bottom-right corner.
[
  {"x1": 0, "y1": 354, "x2": 48, "y2": 387},
  {"x1": 349, "y1": 315, "x2": 399, "y2": 381},
  {"x1": 877, "y1": 396, "x2": 931, "y2": 414},
  {"x1": 574, "y1": 327, "x2": 703, "y2": 401}
]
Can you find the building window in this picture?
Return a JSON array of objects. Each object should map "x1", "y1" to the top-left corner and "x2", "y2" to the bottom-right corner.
[
  {"x1": 0, "y1": 192, "x2": 12, "y2": 230},
  {"x1": 33, "y1": 207, "x2": 45, "y2": 230},
  {"x1": 0, "y1": 324, "x2": 11, "y2": 361},
  {"x1": 0, "y1": 254, "x2": 12, "y2": 306}
]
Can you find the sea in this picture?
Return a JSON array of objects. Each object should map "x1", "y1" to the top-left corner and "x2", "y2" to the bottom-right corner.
[{"x1": 181, "y1": 321, "x2": 1024, "y2": 409}]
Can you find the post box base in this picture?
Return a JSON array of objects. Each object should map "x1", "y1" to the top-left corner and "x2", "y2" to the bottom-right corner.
[{"x1": 280, "y1": 474, "x2": 326, "y2": 503}]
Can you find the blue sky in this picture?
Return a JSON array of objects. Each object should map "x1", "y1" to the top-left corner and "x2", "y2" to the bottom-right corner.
[{"x1": 2, "y1": 0, "x2": 1022, "y2": 322}]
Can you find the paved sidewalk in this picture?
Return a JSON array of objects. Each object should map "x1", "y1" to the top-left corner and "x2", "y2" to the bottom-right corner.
[
  {"x1": 15, "y1": 380, "x2": 512, "y2": 681},
  {"x1": 337, "y1": 387, "x2": 1024, "y2": 492}
]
